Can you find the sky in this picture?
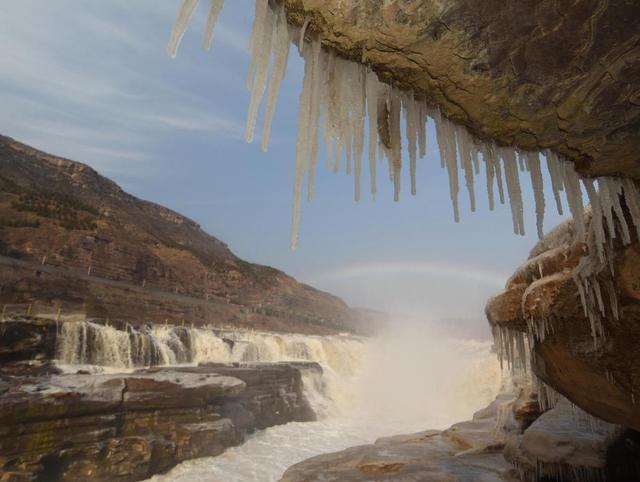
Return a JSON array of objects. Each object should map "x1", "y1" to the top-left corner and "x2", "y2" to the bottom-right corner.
[{"x1": 0, "y1": 1, "x2": 568, "y2": 323}]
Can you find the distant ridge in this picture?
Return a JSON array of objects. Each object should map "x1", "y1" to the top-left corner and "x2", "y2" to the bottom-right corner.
[{"x1": 0, "y1": 135, "x2": 373, "y2": 335}]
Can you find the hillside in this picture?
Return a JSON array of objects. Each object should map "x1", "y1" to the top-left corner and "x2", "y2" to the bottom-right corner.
[{"x1": 0, "y1": 135, "x2": 369, "y2": 335}]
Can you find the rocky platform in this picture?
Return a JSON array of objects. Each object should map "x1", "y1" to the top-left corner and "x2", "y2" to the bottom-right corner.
[
  {"x1": 0, "y1": 362, "x2": 317, "y2": 481},
  {"x1": 280, "y1": 385, "x2": 529, "y2": 482},
  {"x1": 280, "y1": 381, "x2": 640, "y2": 482}
]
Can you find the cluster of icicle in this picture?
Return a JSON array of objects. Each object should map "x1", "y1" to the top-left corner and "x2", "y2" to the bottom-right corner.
[{"x1": 167, "y1": 1, "x2": 640, "y2": 344}]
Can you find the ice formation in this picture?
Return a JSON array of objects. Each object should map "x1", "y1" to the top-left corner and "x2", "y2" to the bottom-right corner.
[{"x1": 167, "y1": 1, "x2": 640, "y2": 353}]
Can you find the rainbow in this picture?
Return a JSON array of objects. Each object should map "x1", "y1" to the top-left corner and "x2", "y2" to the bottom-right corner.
[{"x1": 308, "y1": 261, "x2": 508, "y2": 287}]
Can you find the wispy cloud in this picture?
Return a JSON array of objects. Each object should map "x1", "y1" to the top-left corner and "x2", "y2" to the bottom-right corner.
[{"x1": 0, "y1": 0, "x2": 250, "y2": 177}]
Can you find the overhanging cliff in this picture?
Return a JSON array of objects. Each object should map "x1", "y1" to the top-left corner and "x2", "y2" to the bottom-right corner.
[{"x1": 281, "y1": 0, "x2": 640, "y2": 179}]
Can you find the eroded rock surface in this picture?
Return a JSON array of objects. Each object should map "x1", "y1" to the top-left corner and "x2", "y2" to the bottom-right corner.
[
  {"x1": 0, "y1": 363, "x2": 315, "y2": 481},
  {"x1": 505, "y1": 398, "x2": 624, "y2": 481},
  {"x1": 486, "y1": 215, "x2": 640, "y2": 430},
  {"x1": 280, "y1": 386, "x2": 528, "y2": 482},
  {"x1": 282, "y1": 0, "x2": 640, "y2": 178}
]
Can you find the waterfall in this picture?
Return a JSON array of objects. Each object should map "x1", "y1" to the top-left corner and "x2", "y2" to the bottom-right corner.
[
  {"x1": 56, "y1": 321, "x2": 366, "y2": 370},
  {"x1": 55, "y1": 321, "x2": 368, "y2": 412}
]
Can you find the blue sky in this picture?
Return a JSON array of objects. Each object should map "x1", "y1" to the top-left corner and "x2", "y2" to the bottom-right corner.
[{"x1": 0, "y1": 1, "x2": 567, "y2": 322}]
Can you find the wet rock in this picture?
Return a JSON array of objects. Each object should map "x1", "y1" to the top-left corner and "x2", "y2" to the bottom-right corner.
[
  {"x1": 0, "y1": 319, "x2": 57, "y2": 363},
  {"x1": 503, "y1": 397, "x2": 635, "y2": 482},
  {"x1": 280, "y1": 388, "x2": 524, "y2": 482},
  {"x1": 0, "y1": 364, "x2": 315, "y2": 481}
]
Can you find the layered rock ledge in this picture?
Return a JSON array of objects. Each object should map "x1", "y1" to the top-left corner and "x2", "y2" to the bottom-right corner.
[
  {"x1": 486, "y1": 213, "x2": 640, "y2": 431},
  {"x1": 0, "y1": 361, "x2": 316, "y2": 481}
]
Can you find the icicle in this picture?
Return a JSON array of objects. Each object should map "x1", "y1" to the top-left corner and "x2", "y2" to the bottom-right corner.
[
  {"x1": 435, "y1": 113, "x2": 460, "y2": 221},
  {"x1": 524, "y1": 151, "x2": 545, "y2": 239},
  {"x1": 245, "y1": 4, "x2": 276, "y2": 143},
  {"x1": 561, "y1": 159, "x2": 585, "y2": 239},
  {"x1": 352, "y1": 64, "x2": 366, "y2": 202},
  {"x1": 246, "y1": 0, "x2": 270, "y2": 90},
  {"x1": 389, "y1": 89, "x2": 402, "y2": 201},
  {"x1": 365, "y1": 70, "x2": 381, "y2": 196},
  {"x1": 306, "y1": 38, "x2": 324, "y2": 202},
  {"x1": 482, "y1": 144, "x2": 496, "y2": 210},
  {"x1": 403, "y1": 91, "x2": 418, "y2": 196},
  {"x1": 261, "y1": 3, "x2": 291, "y2": 152},
  {"x1": 493, "y1": 149, "x2": 506, "y2": 205},
  {"x1": 417, "y1": 99, "x2": 427, "y2": 159},
  {"x1": 584, "y1": 178, "x2": 606, "y2": 261},
  {"x1": 203, "y1": 0, "x2": 225, "y2": 50},
  {"x1": 457, "y1": 127, "x2": 476, "y2": 212},
  {"x1": 600, "y1": 178, "x2": 631, "y2": 245},
  {"x1": 167, "y1": 0, "x2": 200, "y2": 58},
  {"x1": 172, "y1": 0, "x2": 640, "y2": 310},
  {"x1": 298, "y1": 16, "x2": 311, "y2": 53},
  {"x1": 500, "y1": 148, "x2": 525, "y2": 235},
  {"x1": 598, "y1": 178, "x2": 617, "y2": 239},
  {"x1": 545, "y1": 151, "x2": 565, "y2": 216},
  {"x1": 290, "y1": 34, "x2": 316, "y2": 250}
]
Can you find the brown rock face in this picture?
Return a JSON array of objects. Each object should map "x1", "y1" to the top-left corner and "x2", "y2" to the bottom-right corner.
[
  {"x1": 0, "y1": 136, "x2": 380, "y2": 335},
  {"x1": 0, "y1": 363, "x2": 316, "y2": 481},
  {"x1": 282, "y1": 0, "x2": 640, "y2": 178},
  {"x1": 486, "y1": 217, "x2": 640, "y2": 431}
]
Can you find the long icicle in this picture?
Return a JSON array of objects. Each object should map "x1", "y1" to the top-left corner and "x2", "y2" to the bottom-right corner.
[
  {"x1": 246, "y1": 0, "x2": 270, "y2": 90},
  {"x1": 203, "y1": 0, "x2": 225, "y2": 50},
  {"x1": 167, "y1": 0, "x2": 200, "y2": 58},
  {"x1": 365, "y1": 70, "x2": 380, "y2": 197},
  {"x1": 546, "y1": 150, "x2": 565, "y2": 215},
  {"x1": 261, "y1": 3, "x2": 291, "y2": 152},
  {"x1": 245, "y1": 5, "x2": 275, "y2": 143},
  {"x1": 290, "y1": 35, "x2": 315, "y2": 250},
  {"x1": 352, "y1": 64, "x2": 366, "y2": 202},
  {"x1": 306, "y1": 37, "x2": 324, "y2": 202},
  {"x1": 500, "y1": 147, "x2": 524, "y2": 235},
  {"x1": 525, "y1": 151, "x2": 545, "y2": 239}
]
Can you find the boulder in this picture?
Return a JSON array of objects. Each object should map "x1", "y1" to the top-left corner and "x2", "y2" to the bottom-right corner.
[{"x1": 504, "y1": 397, "x2": 640, "y2": 482}]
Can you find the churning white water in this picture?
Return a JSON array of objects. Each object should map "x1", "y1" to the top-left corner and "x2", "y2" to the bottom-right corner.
[
  {"x1": 133, "y1": 321, "x2": 502, "y2": 482},
  {"x1": 54, "y1": 320, "x2": 500, "y2": 481}
]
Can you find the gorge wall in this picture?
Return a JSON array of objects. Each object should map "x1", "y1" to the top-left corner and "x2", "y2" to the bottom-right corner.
[{"x1": 0, "y1": 136, "x2": 381, "y2": 335}]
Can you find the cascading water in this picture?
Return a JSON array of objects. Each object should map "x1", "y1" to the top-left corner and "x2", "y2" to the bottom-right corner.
[
  {"x1": 55, "y1": 320, "x2": 502, "y2": 482},
  {"x1": 55, "y1": 321, "x2": 367, "y2": 413},
  {"x1": 139, "y1": 321, "x2": 502, "y2": 482}
]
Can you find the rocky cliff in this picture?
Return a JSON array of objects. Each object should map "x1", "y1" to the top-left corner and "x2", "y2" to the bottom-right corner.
[
  {"x1": 281, "y1": 0, "x2": 640, "y2": 179},
  {"x1": 486, "y1": 211, "x2": 640, "y2": 432},
  {"x1": 0, "y1": 135, "x2": 376, "y2": 335}
]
